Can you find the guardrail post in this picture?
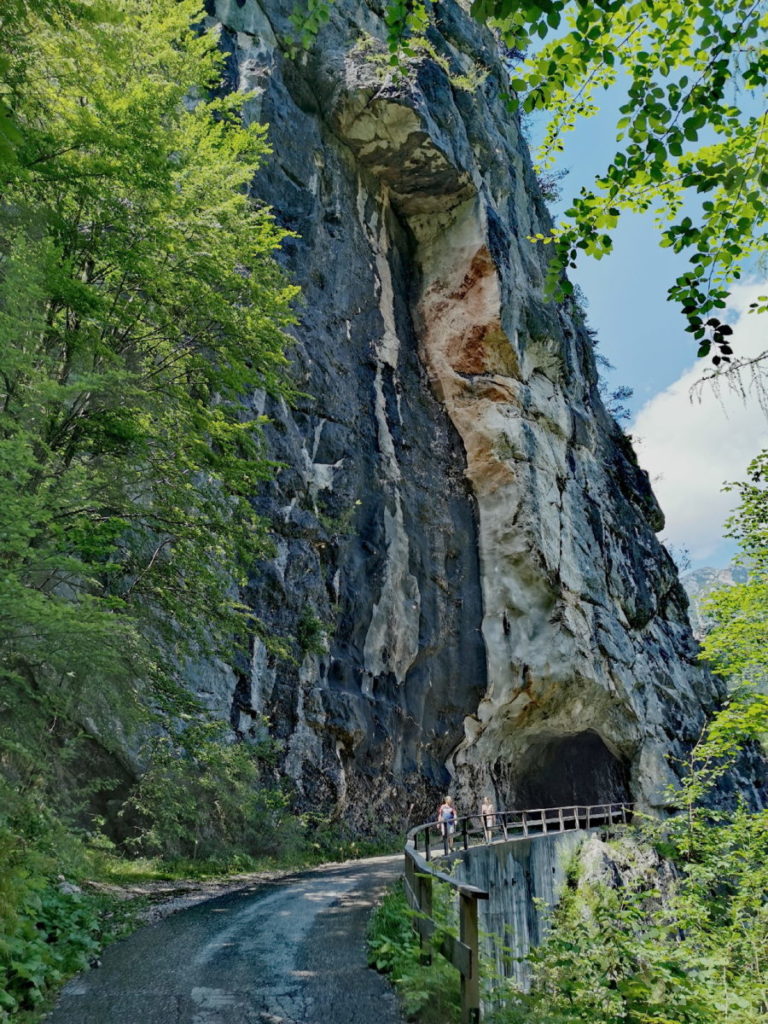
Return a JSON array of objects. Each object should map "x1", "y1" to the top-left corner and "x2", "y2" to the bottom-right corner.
[
  {"x1": 586, "y1": 806, "x2": 591, "y2": 829},
  {"x1": 522, "y1": 811, "x2": 528, "y2": 837},
  {"x1": 404, "y1": 852, "x2": 416, "y2": 914},
  {"x1": 462, "y1": 816, "x2": 469, "y2": 851},
  {"x1": 417, "y1": 871, "x2": 433, "y2": 965},
  {"x1": 425, "y1": 828, "x2": 431, "y2": 862},
  {"x1": 459, "y1": 893, "x2": 480, "y2": 1024}
]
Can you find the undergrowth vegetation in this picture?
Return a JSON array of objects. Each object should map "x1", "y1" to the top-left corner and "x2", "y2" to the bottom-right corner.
[
  {"x1": 368, "y1": 879, "x2": 460, "y2": 1024},
  {"x1": 123, "y1": 723, "x2": 289, "y2": 862},
  {"x1": 0, "y1": 775, "x2": 139, "y2": 1023},
  {"x1": 0, "y1": 877, "x2": 138, "y2": 1023}
]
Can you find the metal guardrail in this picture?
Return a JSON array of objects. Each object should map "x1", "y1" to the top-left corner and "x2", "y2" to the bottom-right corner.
[{"x1": 403, "y1": 802, "x2": 633, "y2": 1024}]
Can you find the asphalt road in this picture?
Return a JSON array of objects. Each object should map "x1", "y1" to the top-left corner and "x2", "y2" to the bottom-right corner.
[{"x1": 45, "y1": 855, "x2": 405, "y2": 1024}]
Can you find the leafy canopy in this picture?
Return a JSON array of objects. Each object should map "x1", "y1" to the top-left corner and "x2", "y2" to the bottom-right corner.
[{"x1": 475, "y1": 0, "x2": 768, "y2": 372}]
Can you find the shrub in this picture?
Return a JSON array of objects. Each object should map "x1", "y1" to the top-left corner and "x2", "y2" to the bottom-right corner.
[
  {"x1": 368, "y1": 880, "x2": 460, "y2": 1023},
  {"x1": 123, "y1": 723, "x2": 295, "y2": 862}
]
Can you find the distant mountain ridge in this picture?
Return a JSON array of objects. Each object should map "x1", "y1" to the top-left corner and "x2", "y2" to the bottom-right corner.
[{"x1": 681, "y1": 566, "x2": 748, "y2": 639}]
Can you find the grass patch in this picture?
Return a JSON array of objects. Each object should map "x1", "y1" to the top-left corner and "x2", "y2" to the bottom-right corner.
[{"x1": 94, "y1": 821, "x2": 401, "y2": 885}]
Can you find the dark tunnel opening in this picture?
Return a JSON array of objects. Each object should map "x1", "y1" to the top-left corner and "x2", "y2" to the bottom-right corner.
[{"x1": 507, "y1": 729, "x2": 631, "y2": 809}]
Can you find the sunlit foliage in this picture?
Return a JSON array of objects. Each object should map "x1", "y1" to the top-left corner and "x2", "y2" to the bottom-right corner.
[{"x1": 0, "y1": 3, "x2": 298, "y2": 1012}]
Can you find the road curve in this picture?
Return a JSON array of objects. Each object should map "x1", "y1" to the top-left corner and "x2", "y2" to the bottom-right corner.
[{"x1": 45, "y1": 855, "x2": 405, "y2": 1024}]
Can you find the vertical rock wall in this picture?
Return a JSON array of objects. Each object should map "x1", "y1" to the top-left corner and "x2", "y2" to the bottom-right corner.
[{"x1": 194, "y1": 0, "x2": 753, "y2": 826}]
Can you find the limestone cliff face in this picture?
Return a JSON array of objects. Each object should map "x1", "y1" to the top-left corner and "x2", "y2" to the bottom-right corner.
[{"x1": 199, "y1": 0, "x2": 738, "y2": 824}]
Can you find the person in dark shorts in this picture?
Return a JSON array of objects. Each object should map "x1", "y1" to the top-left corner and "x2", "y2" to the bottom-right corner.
[{"x1": 437, "y1": 795, "x2": 456, "y2": 852}]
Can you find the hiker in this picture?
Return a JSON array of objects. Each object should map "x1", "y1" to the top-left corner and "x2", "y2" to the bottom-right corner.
[
  {"x1": 481, "y1": 795, "x2": 495, "y2": 843},
  {"x1": 437, "y1": 795, "x2": 456, "y2": 852}
]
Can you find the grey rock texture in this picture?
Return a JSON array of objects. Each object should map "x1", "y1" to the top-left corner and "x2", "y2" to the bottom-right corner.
[
  {"x1": 451, "y1": 830, "x2": 676, "y2": 990},
  {"x1": 194, "y1": 0, "x2": 754, "y2": 825},
  {"x1": 576, "y1": 832, "x2": 674, "y2": 894}
]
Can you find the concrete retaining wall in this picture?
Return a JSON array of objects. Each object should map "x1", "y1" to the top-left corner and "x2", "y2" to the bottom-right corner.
[{"x1": 451, "y1": 831, "x2": 588, "y2": 989}]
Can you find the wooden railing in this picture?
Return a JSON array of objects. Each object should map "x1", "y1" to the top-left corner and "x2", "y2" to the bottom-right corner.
[
  {"x1": 403, "y1": 834, "x2": 488, "y2": 1024},
  {"x1": 403, "y1": 802, "x2": 633, "y2": 1023},
  {"x1": 410, "y1": 801, "x2": 633, "y2": 861}
]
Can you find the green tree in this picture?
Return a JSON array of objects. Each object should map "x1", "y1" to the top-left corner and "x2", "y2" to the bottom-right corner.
[
  {"x1": 700, "y1": 451, "x2": 768, "y2": 694},
  {"x1": 124, "y1": 721, "x2": 295, "y2": 861},
  {"x1": 0, "y1": 1, "x2": 112, "y2": 171},
  {"x1": 0, "y1": 2, "x2": 300, "y2": 1010},
  {"x1": 0, "y1": 0, "x2": 295, "y2": 772},
  {"x1": 473, "y1": 0, "x2": 768, "y2": 372},
  {"x1": 682, "y1": 450, "x2": 768, "y2": 806}
]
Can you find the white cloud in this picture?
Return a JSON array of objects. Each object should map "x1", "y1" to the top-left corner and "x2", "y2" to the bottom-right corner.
[{"x1": 629, "y1": 281, "x2": 768, "y2": 564}]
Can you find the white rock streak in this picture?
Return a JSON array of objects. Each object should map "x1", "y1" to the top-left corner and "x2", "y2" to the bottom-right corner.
[
  {"x1": 412, "y1": 196, "x2": 682, "y2": 808},
  {"x1": 357, "y1": 187, "x2": 421, "y2": 690}
]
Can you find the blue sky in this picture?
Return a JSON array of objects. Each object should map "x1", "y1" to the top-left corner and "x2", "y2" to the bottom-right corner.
[
  {"x1": 530, "y1": 96, "x2": 697, "y2": 413},
  {"x1": 529, "y1": 105, "x2": 768, "y2": 569}
]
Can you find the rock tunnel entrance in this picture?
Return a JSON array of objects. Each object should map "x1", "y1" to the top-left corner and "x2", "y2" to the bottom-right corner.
[{"x1": 508, "y1": 730, "x2": 631, "y2": 809}]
